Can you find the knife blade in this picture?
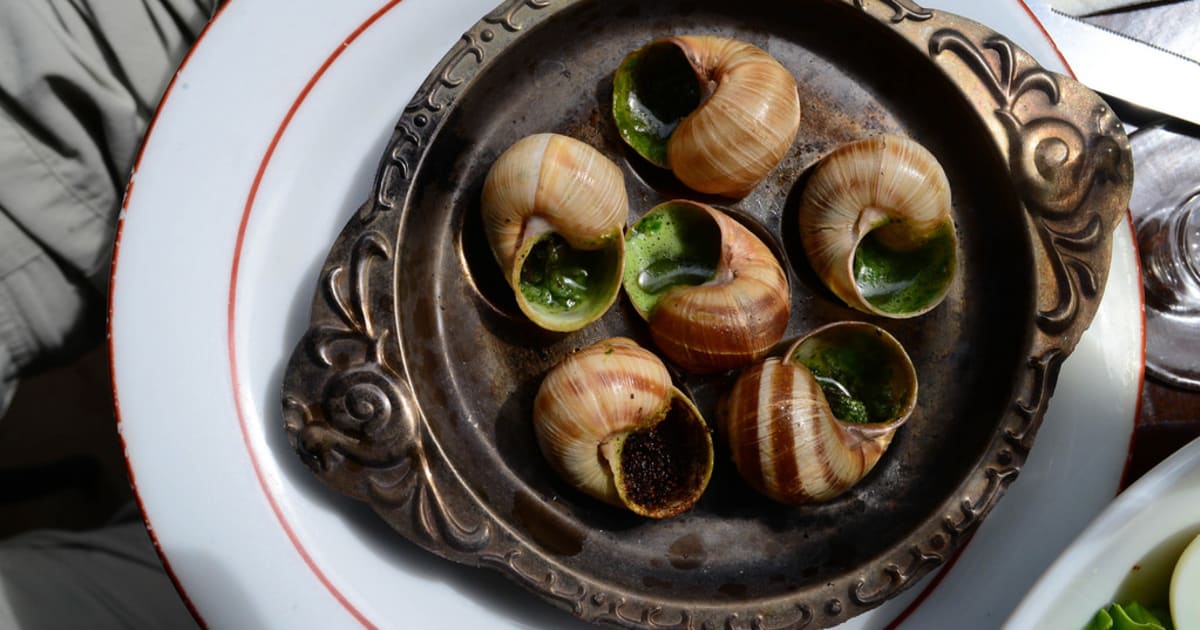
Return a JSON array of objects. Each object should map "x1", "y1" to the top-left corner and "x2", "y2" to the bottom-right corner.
[{"x1": 1024, "y1": 0, "x2": 1200, "y2": 127}]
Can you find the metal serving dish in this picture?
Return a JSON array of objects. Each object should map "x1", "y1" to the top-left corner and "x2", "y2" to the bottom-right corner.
[{"x1": 280, "y1": 0, "x2": 1132, "y2": 627}]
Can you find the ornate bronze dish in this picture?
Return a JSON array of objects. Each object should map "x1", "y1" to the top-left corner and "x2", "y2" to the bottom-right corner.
[{"x1": 281, "y1": 0, "x2": 1132, "y2": 627}]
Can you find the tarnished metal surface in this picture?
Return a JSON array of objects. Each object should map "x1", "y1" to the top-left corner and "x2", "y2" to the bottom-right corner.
[{"x1": 280, "y1": 0, "x2": 1132, "y2": 627}]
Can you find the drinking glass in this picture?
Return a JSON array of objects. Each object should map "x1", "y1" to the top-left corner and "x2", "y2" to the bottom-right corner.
[{"x1": 1131, "y1": 123, "x2": 1200, "y2": 389}]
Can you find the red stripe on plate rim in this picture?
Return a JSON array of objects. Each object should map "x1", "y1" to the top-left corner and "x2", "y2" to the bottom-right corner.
[
  {"x1": 111, "y1": 1, "x2": 408, "y2": 628},
  {"x1": 109, "y1": 3, "x2": 236, "y2": 628}
]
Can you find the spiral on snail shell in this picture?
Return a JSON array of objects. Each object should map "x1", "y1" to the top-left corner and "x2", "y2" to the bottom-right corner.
[
  {"x1": 481, "y1": 133, "x2": 629, "y2": 331},
  {"x1": 718, "y1": 322, "x2": 917, "y2": 504},
  {"x1": 623, "y1": 200, "x2": 790, "y2": 374},
  {"x1": 613, "y1": 35, "x2": 801, "y2": 197},
  {"x1": 798, "y1": 135, "x2": 958, "y2": 318},
  {"x1": 533, "y1": 337, "x2": 714, "y2": 518}
]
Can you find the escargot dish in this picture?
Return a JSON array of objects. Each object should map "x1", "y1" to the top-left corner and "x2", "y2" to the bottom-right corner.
[
  {"x1": 283, "y1": 0, "x2": 1137, "y2": 624},
  {"x1": 481, "y1": 133, "x2": 629, "y2": 331},
  {"x1": 612, "y1": 35, "x2": 801, "y2": 197},
  {"x1": 623, "y1": 200, "x2": 790, "y2": 374},
  {"x1": 533, "y1": 337, "x2": 714, "y2": 518},
  {"x1": 719, "y1": 322, "x2": 917, "y2": 504},
  {"x1": 798, "y1": 135, "x2": 958, "y2": 317}
]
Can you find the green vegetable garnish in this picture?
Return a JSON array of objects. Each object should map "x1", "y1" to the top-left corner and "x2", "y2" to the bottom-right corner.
[{"x1": 1084, "y1": 602, "x2": 1172, "y2": 630}]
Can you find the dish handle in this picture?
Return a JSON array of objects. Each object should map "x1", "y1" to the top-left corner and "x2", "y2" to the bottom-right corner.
[{"x1": 874, "y1": 1, "x2": 1134, "y2": 453}]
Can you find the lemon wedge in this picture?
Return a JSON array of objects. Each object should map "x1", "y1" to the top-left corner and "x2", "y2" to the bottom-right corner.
[{"x1": 1171, "y1": 533, "x2": 1200, "y2": 628}]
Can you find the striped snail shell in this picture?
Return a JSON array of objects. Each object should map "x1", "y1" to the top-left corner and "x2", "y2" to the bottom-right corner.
[
  {"x1": 481, "y1": 133, "x2": 629, "y2": 331},
  {"x1": 798, "y1": 134, "x2": 958, "y2": 318},
  {"x1": 613, "y1": 35, "x2": 801, "y2": 197},
  {"x1": 533, "y1": 337, "x2": 714, "y2": 518},
  {"x1": 718, "y1": 322, "x2": 917, "y2": 504},
  {"x1": 623, "y1": 200, "x2": 790, "y2": 374}
]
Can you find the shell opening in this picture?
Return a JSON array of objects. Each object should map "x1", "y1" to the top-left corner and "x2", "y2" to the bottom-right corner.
[
  {"x1": 610, "y1": 396, "x2": 713, "y2": 517},
  {"x1": 789, "y1": 325, "x2": 915, "y2": 425},
  {"x1": 612, "y1": 41, "x2": 703, "y2": 167},
  {"x1": 623, "y1": 201, "x2": 720, "y2": 318},
  {"x1": 518, "y1": 232, "x2": 623, "y2": 327},
  {"x1": 853, "y1": 222, "x2": 956, "y2": 316}
]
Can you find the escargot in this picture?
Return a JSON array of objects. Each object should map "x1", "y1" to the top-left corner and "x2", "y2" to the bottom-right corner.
[
  {"x1": 718, "y1": 322, "x2": 917, "y2": 504},
  {"x1": 798, "y1": 134, "x2": 958, "y2": 317},
  {"x1": 623, "y1": 200, "x2": 790, "y2": 374},
  {"x1": 482, "y1": 133, "x2": 628, "y2": 331},
  {"x1": 612, "y1": 35, "x2": 801, "y2": 197},
  {"x1": 533, "y1": 337, "x2": 714, "y2": 518}
]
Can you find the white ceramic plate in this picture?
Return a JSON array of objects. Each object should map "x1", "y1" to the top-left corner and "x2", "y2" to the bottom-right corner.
[
  {"x1": 109, "y1": 0, "x2": 1143, "y2": 627},
  {"x1": 1007, "y1": 436, "x2": 1200, "y2": 629}
]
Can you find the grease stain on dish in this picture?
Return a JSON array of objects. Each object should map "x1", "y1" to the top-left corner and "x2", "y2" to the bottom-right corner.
[
  {"x1": 512, "y1": 490, "x2": 586, "y2": 557},
  {"x1": 719, "y1": 583, "x2": 748, "y2": 597},
  {"x1": 668, "y1": 532, "x2": 707, "y2": 570},
  {"x1": 643, "y1": 575, "x2": 674, "y2": 590}
]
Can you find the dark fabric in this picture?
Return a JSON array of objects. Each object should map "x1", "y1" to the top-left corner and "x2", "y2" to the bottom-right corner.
[
  {"x1": 0, "y1": 0, "x2": 215, "y2": 402},
  {"x1": 0, "y1": 503, "x2": 198, "y2": 628}
]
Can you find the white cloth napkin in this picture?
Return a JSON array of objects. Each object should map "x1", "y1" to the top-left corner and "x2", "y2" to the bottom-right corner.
[{"x1": 1050, "y1": 0, "x2": 1183, "y2": 16}]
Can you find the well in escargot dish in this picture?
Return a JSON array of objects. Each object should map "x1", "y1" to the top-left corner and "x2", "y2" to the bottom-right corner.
[
  {"x1": 612, "y1": 35, "x2": 801, "y2": 197},
  {"x1": 481, "y1": 133, "x2": 628, "y2": 331},
  {"x1": 622, "y1": 200, "x2": 790, "y2": 374},
  {"x1": 719, "y1": 322, "x2": 917, "y2": 504},
  {"x1": 533, "y1": 337, "x2": 714, "y2": 519},
  {"x1": 798, "y1": 134, "x2": 958, "y2": 318}
]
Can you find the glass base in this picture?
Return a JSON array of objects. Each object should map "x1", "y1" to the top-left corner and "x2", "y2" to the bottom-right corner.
[{"x1": 1130, "y1": 124, "x2": 1200, "y2": 390}]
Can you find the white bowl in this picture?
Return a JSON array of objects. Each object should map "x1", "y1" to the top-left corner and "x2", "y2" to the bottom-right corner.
[{"x1": 1007, "y1": 436, "x2": 1200, "y2": 629}]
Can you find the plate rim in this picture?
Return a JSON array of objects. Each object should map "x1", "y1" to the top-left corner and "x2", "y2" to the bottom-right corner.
[{"x1": 106, "y1": 0, "x2": 1146, "y2": 627}]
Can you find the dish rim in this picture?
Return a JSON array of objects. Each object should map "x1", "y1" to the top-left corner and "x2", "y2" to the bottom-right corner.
[{"x1": 279, "y1": 0, "x2": 1134, "y2": 627}]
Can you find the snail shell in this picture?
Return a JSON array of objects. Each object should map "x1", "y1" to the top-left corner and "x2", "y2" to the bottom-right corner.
[
  {"x1": 718, "y1": 322, "x2": 917, "y2": 504},
  {"x1": 533, "y1": 337, "x2": 714, "y2": 518},
  {"x1": 623, "y1": 200, "x2": 790, "y2": 374},
  {"x1": 613, "y1": 35, "x2": 801, "y2": 197},
  {"x1": 482, "y1": 133, "x2": 629, "y2": 331},
  {"x1": 798, "y1": 135, "x2": 958, "y2": 317}
]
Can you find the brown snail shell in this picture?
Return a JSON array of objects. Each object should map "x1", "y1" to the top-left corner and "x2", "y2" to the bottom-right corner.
[
  {"x1": 612, "y1": 35, "x2": 801, "y2": 197},
  {"x1": 481, "y1": 133, "x2": 629, "y2": 331},
  {"x1": 798, "y1": 134, "x2": 958, "y2": 317},
  {"x1": 718, "y1": 322, "x2": 917, "y2": 504},
  {"x1": 622, "y1": 200, "x2": 790, "y2": 374},
  {"x1": 533, "y1": 337, "x2": 714, "y2": 518}
]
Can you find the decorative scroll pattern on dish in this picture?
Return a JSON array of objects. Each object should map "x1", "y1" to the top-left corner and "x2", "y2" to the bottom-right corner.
[
  {"x1": 928, "y1": 30, "x2": 1132, "y2": 335},
  {"x1": 1011, "y1": 349, "x2": 1066, "y2": 452},
  {"x1": 480, "y1": 550, "x2": 694, "y2": 628},
  {"x1": 286, "y1": 232, "x2": 406, "y2": 467},
  {"x1": 477, "y1": 548, "x2": 820, "y2": 629},
  {"x1": 282, "y1": 230, "x2": 490, "y2": 550},
  {"x1": 374, "y1": 0, "x2": 554, "y2": 216},
  {"x1": 405, "y1": 35, "x2": 486, "y2": 115},
  {"x1": 944, "y1": 465, "x2": 1021, "y2": 538},
  {"x1": 853, "y1": 0, "x2": 933, "y2": 23},
  {"x1": 716, "y1": 608, "x2": 815, "y2": 630},
  {"x1": 484, "y1": 0, "x2": 552, "y2": 31},
  {"x1": 369, "y1": 455, "x2": 492, "y2": 552},
  {"x1": 371, "y1": 122, "x2": 421, "y2": 220},
  {"x1": 851, "y1": 545, "x2": 944, "y2": 606}
]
